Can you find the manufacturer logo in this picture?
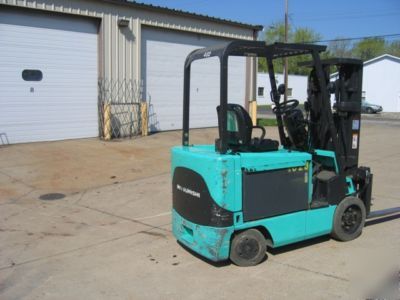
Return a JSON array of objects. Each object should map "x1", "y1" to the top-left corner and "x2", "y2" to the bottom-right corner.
[
  {"x1": 203, "y1": 51, "x2": 212, "y2": 58},
  {"x1": 176, "y1": 184, "x2": 200, "y2": 198}
]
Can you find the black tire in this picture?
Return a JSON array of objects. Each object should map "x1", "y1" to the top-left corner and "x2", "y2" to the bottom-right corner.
[
  {"x1": 366, "y1": 107, "x2": 373, "y2": 114},
  {"x1": 230, "y1": 229, "x2": 266, "y2": 267},
  {"x1": 331, "y1": 197, "x2": 366, "y2": 242}
]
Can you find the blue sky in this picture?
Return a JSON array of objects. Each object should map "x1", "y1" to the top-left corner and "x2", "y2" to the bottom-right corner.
[{"x1": 137, "y1": 0, "x2": 400, "y2": 41}]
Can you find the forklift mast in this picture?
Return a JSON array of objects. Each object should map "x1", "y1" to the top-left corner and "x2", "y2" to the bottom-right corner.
[
  {"x1": 305, "y1": 59, "x2": 363, "y2": 177},
  {"x1": 332, "y1": 60, "x2": 363, "y2": 176},
  {"x1": 303, "y1": 58, "x2": 372, "y2": 213}
]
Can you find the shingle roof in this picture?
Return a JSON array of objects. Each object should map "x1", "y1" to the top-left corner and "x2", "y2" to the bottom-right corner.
[{"x1": 102, "y1": 0, "x2": 263, "y2": 31}]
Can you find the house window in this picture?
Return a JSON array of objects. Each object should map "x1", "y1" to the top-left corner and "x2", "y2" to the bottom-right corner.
[
  {"x1": 258, "y1": 87, "x2": 264, "y2": 97},
  {"x1": 287, "y1": 88, "x2": 293, "y2": 97},
  {"x1": 22, "y1": 69, "x2": 43, "y2": 81}
]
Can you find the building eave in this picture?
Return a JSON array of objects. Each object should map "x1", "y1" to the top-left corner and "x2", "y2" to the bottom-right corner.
[
  {"x1": 330, "y1": 53, "x2": 400, "y2": 78},
  {"x1": 101, "y1": 0, "x2": 263, "y2": 31},
  {"x1": 363, "y1": 53, "x2": 400, "y2": 66}
]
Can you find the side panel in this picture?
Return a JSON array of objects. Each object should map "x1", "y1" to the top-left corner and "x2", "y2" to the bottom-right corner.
[
  {"x1": 235, "y1": 205, "x2": 336, "y2": 248},
  {"x1": 242, "y1": 167, "x2": 308, "y2": 221},
  {"x1": 305, "y1": 206, "x2": 336, "y2": 239},
  {"x1": 235, "y1": 210, "x2": 307, "y2": 247}
]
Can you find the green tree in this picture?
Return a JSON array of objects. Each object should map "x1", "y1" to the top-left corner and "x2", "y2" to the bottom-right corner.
[
  {"x1": 352, "y1": 38, "x2": 386, "y2": 60},
  {"x1": 264, "y1": 22, "x2": 288, "y2": 43},
  {"x1": 258, "y1": 22, "x2": 322, "y2": 75},
  {"x1": 328, "y1": 38, "x2": 352, "y2": 58},
  {"x1": 293, "y1": 28, "x2": 321, "y2": 43},
  {"x1": 289, "y1": 28, "x2": 322, "y2": 74},
  {"x1": 258, "y1": 22, "x2": 287, "y2": 73},
  {"x1": 386, "y1": 40, "x2": 400, "y2": 57}
]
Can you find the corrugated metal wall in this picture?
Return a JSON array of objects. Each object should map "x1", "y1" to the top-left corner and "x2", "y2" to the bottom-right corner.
[{"x1": 0, "y1": 0, "x2": 256, "y2": 83}]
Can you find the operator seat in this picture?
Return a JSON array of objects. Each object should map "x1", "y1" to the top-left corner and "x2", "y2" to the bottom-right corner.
[
  {"x1": 217, "y1": 104, "x2": 279, "y2": 152},
  {"x1": 282, "y1": 108, "x2": 308, "y2": 151}
]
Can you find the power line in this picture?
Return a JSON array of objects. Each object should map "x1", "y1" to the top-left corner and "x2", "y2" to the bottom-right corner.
[
  {"x1": 294, "y1": 11, "x2": 400, "y2": 22},
  {"x1": 309, "y1": 33, "x2": 400, "y2": 43},
  {"x1": 294, "y1": 8, "x2": 400, "y2": 18}
]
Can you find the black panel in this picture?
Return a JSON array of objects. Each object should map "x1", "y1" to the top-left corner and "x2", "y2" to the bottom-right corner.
[
  {"x1": 242, "y1": 168, "x2": 309, "y2": 222},
  {"x1": 312, "y1": 171, "x2": 346, "y2": 205},
  {"x1": 172, "y1": 167, "x2": 233, "y2": 227},
  {"x1": 355, "y1": 166, "x2": 373, "y2": 214}
]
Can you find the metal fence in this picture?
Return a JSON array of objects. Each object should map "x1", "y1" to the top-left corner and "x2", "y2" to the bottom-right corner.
[{"x1": 98, "y1": 78, "x2": 144, "y2": 140}]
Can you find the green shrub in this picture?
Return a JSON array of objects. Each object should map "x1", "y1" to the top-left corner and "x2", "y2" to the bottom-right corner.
[{"x1": 257, "y1": 118, "x2": 277, "y2": 126}]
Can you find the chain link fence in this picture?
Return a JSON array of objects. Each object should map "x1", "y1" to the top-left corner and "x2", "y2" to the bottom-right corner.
[{"x1": 98, "y1": 78, "x2": 145, "y2": 140}]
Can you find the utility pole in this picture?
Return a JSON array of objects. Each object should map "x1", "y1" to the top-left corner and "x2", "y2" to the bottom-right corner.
[{"x1": 284, "y1": 0, "x2": 289, "y2": 102}]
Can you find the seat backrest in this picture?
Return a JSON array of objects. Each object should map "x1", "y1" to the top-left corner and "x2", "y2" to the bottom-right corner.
[
  {"x1": 282, "y1": 108, "x2": 308, "y2": 150},
  {"x1": 217, "y1": 104, "x2": 253, "y2": 148}
]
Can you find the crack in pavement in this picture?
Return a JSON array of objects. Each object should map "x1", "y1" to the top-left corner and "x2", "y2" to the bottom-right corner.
[
  {"x1": 366, "y1": 151, "x2": 400, "y2": 163},
  {"x1": 0, "y1": 170, "x2": 37, "y2": 190},
  {"x1": 1, "y1": 170, "x2": 170, "y2": 206},
  {"x1": 0, "y1": 223, "x2": 172, "y2": 271},
  {"x1": 71, "y1": 171, "x2": 170, "y2": 200},
  {"x1": 0, "y1": 189, "x2": 36, "y2": 206},
  {"x1": 372, "y1": 194, "x2": 400, "y2": 201},
  {"x1": 269, "y1": 260, "x2": 349, "y2": 282},
  {"x1": 76, "y1": 203, "x2": 171, "y2": 233},
  {"x1": 0, "y1": 171, "x2": 174, "y2": 271}
]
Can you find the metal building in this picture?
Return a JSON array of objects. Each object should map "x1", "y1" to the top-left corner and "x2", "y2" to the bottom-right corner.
[
  {"x1": 257, "y1": 73, "x2": 308, "y2": 104},
  {"x1": 360, "y1": 54, "x2": 400, "y2": 112},
  {"x1": 330, "y1": 54, "x2": 400, "y2": 112},
  {"x1": 0, "y1": 0, "x2": 261, "y2": 143}
]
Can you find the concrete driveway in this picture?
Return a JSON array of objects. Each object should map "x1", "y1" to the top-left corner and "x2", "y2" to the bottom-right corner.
[{"x1": 1, "y1": 124, "x2": 399, "y2": 299}]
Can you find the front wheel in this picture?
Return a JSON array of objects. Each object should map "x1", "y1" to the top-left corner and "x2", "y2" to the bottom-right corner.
[
  {"x1": 230, "y1": 229, "x2": 266, "y2": 267},
  {"x1": 331, "y1": 197, "x2": 366, "y2": 242}
]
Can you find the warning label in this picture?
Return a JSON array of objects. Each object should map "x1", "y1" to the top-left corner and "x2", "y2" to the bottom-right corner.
[{"x1": 352, "y1": 133, "x2": 358, "y2": 149}]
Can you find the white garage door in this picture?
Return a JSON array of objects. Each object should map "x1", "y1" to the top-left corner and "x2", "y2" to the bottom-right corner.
[
  {"x1": 142, "y1": 27, "x2": 246, "y2": 131},
  {"x1": 0, "y1": 9, "x2": 98, "y2": 144}
]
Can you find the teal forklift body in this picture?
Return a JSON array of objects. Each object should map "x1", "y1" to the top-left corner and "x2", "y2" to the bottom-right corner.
[{"x1": 171, "y1": 145, "x2": 355, "y2": 261}]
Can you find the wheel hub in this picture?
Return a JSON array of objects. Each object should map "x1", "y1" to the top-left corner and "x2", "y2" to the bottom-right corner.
[
  {"x1": 237, "y1": 237, "x2": 259, "y2": 260},
  {"x1": 341, "y1": 205, "x2": 361, "y2": 233}
]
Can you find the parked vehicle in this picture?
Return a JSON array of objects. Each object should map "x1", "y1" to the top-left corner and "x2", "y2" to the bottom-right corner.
[{"x1": 362, "y1": 101, "x2": 382, "y2": 114}]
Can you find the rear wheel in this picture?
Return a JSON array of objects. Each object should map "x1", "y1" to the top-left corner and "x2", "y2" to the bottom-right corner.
[
  {"x1": 366, "y1": 107, "x2": 373, "y2": 114},
  {"x1": 230, "y1": 229, "x2": 266, "y2": 267},
  {"x1": 331, "y1": 197, "x2": 366, "y2": 241}
]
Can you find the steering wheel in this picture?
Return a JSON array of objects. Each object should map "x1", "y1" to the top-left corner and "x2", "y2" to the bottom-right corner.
[{"x1": 272, "y1": 99, "x2": 299, "y2": 114}]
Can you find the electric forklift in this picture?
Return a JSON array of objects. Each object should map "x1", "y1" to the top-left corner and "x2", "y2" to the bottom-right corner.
[{"x1": 171, "y1": 41, "x2": 399, "y2": 266}]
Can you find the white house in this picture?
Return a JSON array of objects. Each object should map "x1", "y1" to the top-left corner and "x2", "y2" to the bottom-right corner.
[
  {"x1": 257, "y1": 73, "x2": 308, "y2": 104},
  {"x1": 331, "y1": 54, "x2": 400, "y2": 112}
]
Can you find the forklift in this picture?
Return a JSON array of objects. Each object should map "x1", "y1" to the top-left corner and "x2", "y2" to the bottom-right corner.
[{"x1": 171, "y1": 41, "x2": 399, "y2": 266}]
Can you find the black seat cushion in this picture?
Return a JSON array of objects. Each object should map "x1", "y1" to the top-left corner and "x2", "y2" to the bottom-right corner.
[
  {"x1": 250, "y1": 138, "x2": 280, "y2": 152},
  {"x1": 217, "y1": 104, "x2": 279, "y2": 153}
]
